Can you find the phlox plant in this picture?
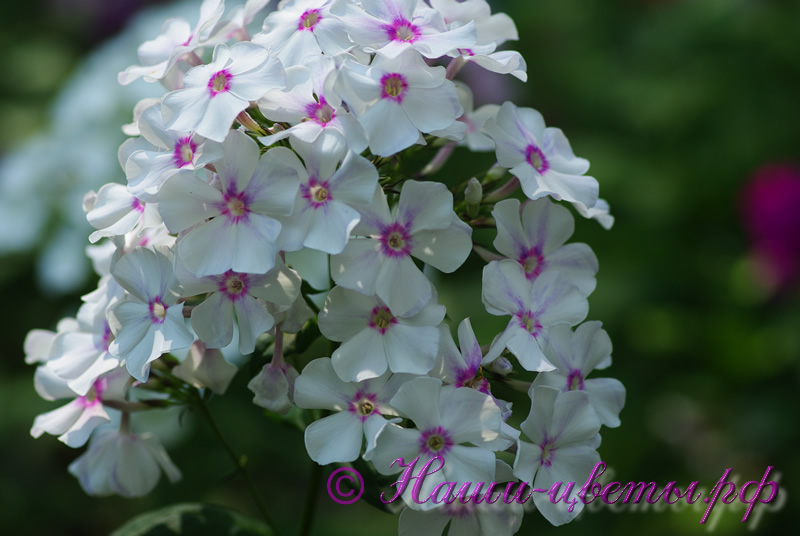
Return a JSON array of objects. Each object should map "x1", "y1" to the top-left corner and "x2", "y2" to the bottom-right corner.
[{"x1": 25, "y1": 1, "x2": 625, "y2": 534}]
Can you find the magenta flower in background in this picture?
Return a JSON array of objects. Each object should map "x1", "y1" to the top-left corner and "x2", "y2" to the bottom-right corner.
[{"x1": 740, "y1": 163, "x2": 800, "y2": 291}]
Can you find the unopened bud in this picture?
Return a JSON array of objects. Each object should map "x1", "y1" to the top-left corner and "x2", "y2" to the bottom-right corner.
[
  {"x1": 486, "y1": 163, "x2": 507, "y2": 181},
  {"x1": 465, "y1": 177, "x2": 482, "y2": 217},
  {"x1": 490, "y1": 356, "x2": 514, "y2": 376},
  {"x1": 248, "y1": 361, "x2": 299, "y2": 414}
]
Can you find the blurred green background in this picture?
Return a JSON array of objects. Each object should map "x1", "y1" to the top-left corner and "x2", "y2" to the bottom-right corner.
[{"x1": 1, "y1": 0, "x2": 797, "y2": 534}]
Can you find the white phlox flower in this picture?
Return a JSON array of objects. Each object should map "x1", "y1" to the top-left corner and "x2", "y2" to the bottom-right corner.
[
  {"x1": 365, "y1": 377, "x2": 502, "y2": 511},
  {"x1": 45, "y1": 276, "x2": 125, "y2": 396},
  {"x1": 161, "y1": 41, "x2": 286, "y2": 143},
  {"x1": 432, "y1": 0, "x2": 527, "y2": 81},
  {"x1": 107, "y1": 247, "x2": 194, "y2": 382},
  {"x1": 273, "y1": 139, "x2": 378, "y2": 254},
  {"x1": 331, "y1": 181, "x2": 472, "y2": 317},
  {"x1": 252, "y1": 0, "x2": 352, "y2": 66},
  {"x1": 448, "y1": 83, "x2": 499, "y2": 152},
  {"x1": 84, "y1": 183, "x2": 161, "y2": 243},
  {"x1": 121, "y1": 103, "x2": 224, "y2": 201},
  {"x1": 68, "y1": 428, "x2": 182, "y2": 498},
  {"x1": 258, "y1": 55, "x2": 368, "y2": 154},
  {"x1": 532, "y1": 322, "x2": 625, "y2": 428},
  {"x1": 157, "y1": 131, "x2": 299, "y2": 277},
  {"x1": 336, "y1": 50, "x2": 464, "y2": 156},
  {"x1": 492, "y1": 198, "x2": 598, "y2": 296},
  {"x1": 335, "y1": 0, "x2": 477, "y2": 60},
  {"x1": 318, "y1": 284, "x2": 445, "y2": 382},
  {"x1": 481, "y1": 260, "x2": 589, "y2": 371},
  {"x1": 513, "y1": 386, "x2": 602, "y2": 526},
  {"x1": 397, "y1": 461, "x2": 524, "y2": 536},
  {"x1": 118, "y1": 0, "x2": 228, "y2": 85},
  {"x1": 294, "y1": 357, "x2": 410, "y2": 465},
  {"x1": 30, "y1": 367, "x2": 129, "y2": 448},
  {"x1": 483, "y1": 101, "x2": 599, "y2": 214},
  {"x1": 177, "y1": 256, "x2": 301, "y2": 354}
]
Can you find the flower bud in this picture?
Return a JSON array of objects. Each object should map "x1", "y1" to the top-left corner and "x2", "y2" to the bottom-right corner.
[
  {"x1": 490, "y1": 356, "x2": 514, "y2": 376},
  {"x1": 487, "y1": 163, "x2": 507, "y2": 181},
  {"x1": 173, "y1": 341, "x2": 238, "y2": 395},
  {"x1": 248, "y1": 361, "x2": 299, "y2": 414},
  {"x1": 465, "y1": 177, "x2": 482, "y2": 217}
]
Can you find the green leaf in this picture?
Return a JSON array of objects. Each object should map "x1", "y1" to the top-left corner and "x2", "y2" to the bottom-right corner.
[{"x1": 111, "y1": 503, "x2": 273, "y2": 536}]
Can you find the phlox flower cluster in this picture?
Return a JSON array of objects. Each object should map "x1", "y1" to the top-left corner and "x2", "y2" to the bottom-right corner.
[{"x1": 24, "y1": 1, "x2": 625, "y2": 533}]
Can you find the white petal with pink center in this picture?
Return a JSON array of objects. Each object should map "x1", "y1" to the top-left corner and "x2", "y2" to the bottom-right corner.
[
  {"x1": 513, "y1": 386, "x2": 602, "y2": 526},
  {"x1": 532, "y1": 322, "x2": 625, "y2": 428},
  {"x1": 331, "y1": 181, "x2": 471, "y2": 317},
  {"x1": 336, "y1": 0, "x2": 477, "y2": 59},
  {"x1": 107, "y1": 247, "x2": 194, "y2": 382},
  {"x1": 318, "y1": 284, "x2": 445, "y2": 382},
  {"x1": 252, "y1": 0, "x2": 352, "y2": 66},
  {"x1": 294, "y1": 357, "x2": 410, "y2": 465},
  {"x1": 366, "y1": 377, "x2": 502, "y2": 511},
  {"x1": 276, "y1": 139, "x2": 377, "y2": 254},
  {"x1": 45, "y1": 276, "x2": 125, "y2": 396},
  {"x1": 158, "y1": 132, "x2": 300, "y2": 277},
  {"x1": 123, "y1": 104, "x2": 224, "y2": 201},
  {"x1": 336, "y1": 51, "x2": 463, "y2": 156},
  {"x1": 178, "y1": 257, "x2": 300, "y2": 354},
  {"x1": 84, "y1": 183, "x2": 160, "y2": 244},
  {"x1": 492, "y1": 198, "x2": 598, "y2": 296},
  {"x1": 161, "y1": 42, "x2": 286, "y2": 142},
  {"x1": 30, "y1": 368, "x2": 129, "y2": 448},
  {"x1": 483, "y1": 101, "x2": 600, "y2": 214},
  {"x1": 258, "y1": 55, "x2": 368, "y2": 154},
  {"x1": 481, "y1": 260, "x2": 589, "y2": 371}
]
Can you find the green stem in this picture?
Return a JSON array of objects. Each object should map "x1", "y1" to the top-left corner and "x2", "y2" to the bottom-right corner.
[
  {"x1": 195, "y1": 397, "x2": 283, "y2": 536},
  {"x1": 298, "y1": 461, "x2": 323, "y2": 536}
]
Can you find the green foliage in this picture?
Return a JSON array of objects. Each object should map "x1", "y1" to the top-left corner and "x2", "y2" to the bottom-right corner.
[{"x1": 112, "y1": 503, "x2": 273, "y2": 536}]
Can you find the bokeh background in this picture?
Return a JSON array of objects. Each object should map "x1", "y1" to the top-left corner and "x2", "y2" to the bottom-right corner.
[{"x1": 1, "y1": 0, "x2": 797, "y2": 534}]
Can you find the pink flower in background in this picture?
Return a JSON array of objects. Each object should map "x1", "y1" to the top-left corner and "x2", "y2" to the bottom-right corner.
[{"x1": 740, "y1": 163, "x2": 800, "y2": 291}]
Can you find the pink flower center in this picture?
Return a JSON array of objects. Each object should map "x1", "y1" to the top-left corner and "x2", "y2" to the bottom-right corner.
[
  {"x1": 380, "y1": 73, "x2": 408, "y2": 103},
  {"x1": 385, "y1": 18, "x2": 420, "y2": 43},
  {"x1": 526, "y1": 144, "x2": 549, "y2": 173},
  {"x1": 540, "y1": 438, "x2": 556, "y2": 467},
  {"x1": 173, "y1": 136, "x2": 197, "y2": 168},
  {"x1": 368, "y1": 306, "x2": 396, "y2": 335},
  {"x1": 97, "y1": 322, "x2": 114, "y2": 352},
  {"x1": 379, "y1": 222, "x2": 413, "y2": 258},
  {"x1": 566, "y1": 369, "x2": 585, "y2": 391},
  {"x1": 305, "y1": 97, "x2": 336, "y2": 125},
  {"x1": 300, "y1": 177, "x2": 333, "y2": 209},
  {"x1": 221, "y1": 191, "x2": 250, "y2": 222},
  {"x1": 348, "y1": 390, "x2": 380, "y2": 422},
  {"x1": 149, "y1": 297, "x2": 168, "y2": 324},
  {"x1": 208, "y1": 69, "x2": 233, "y2": 97},
  {"x1": 519, "y1": 247, "x2": 545, "y2": 280},
  {"x1": 131, "y1": 198, "x2": 145, "y2": 213},
  {"x1": 80, "y1": 378, "x2": 108, "y2": 408},
  {"x1": 298, "y1": 9, "x2": 321, "y2": 31},
  {"x1": 516, "y1": 311, "x2": 541, "y2": 336},
  {"x1": 419, "y1": 426, "x2": 454, "y2": 456},
  {"x1": 218, "y1": 270, "x2": 248, "y2": 300}
]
